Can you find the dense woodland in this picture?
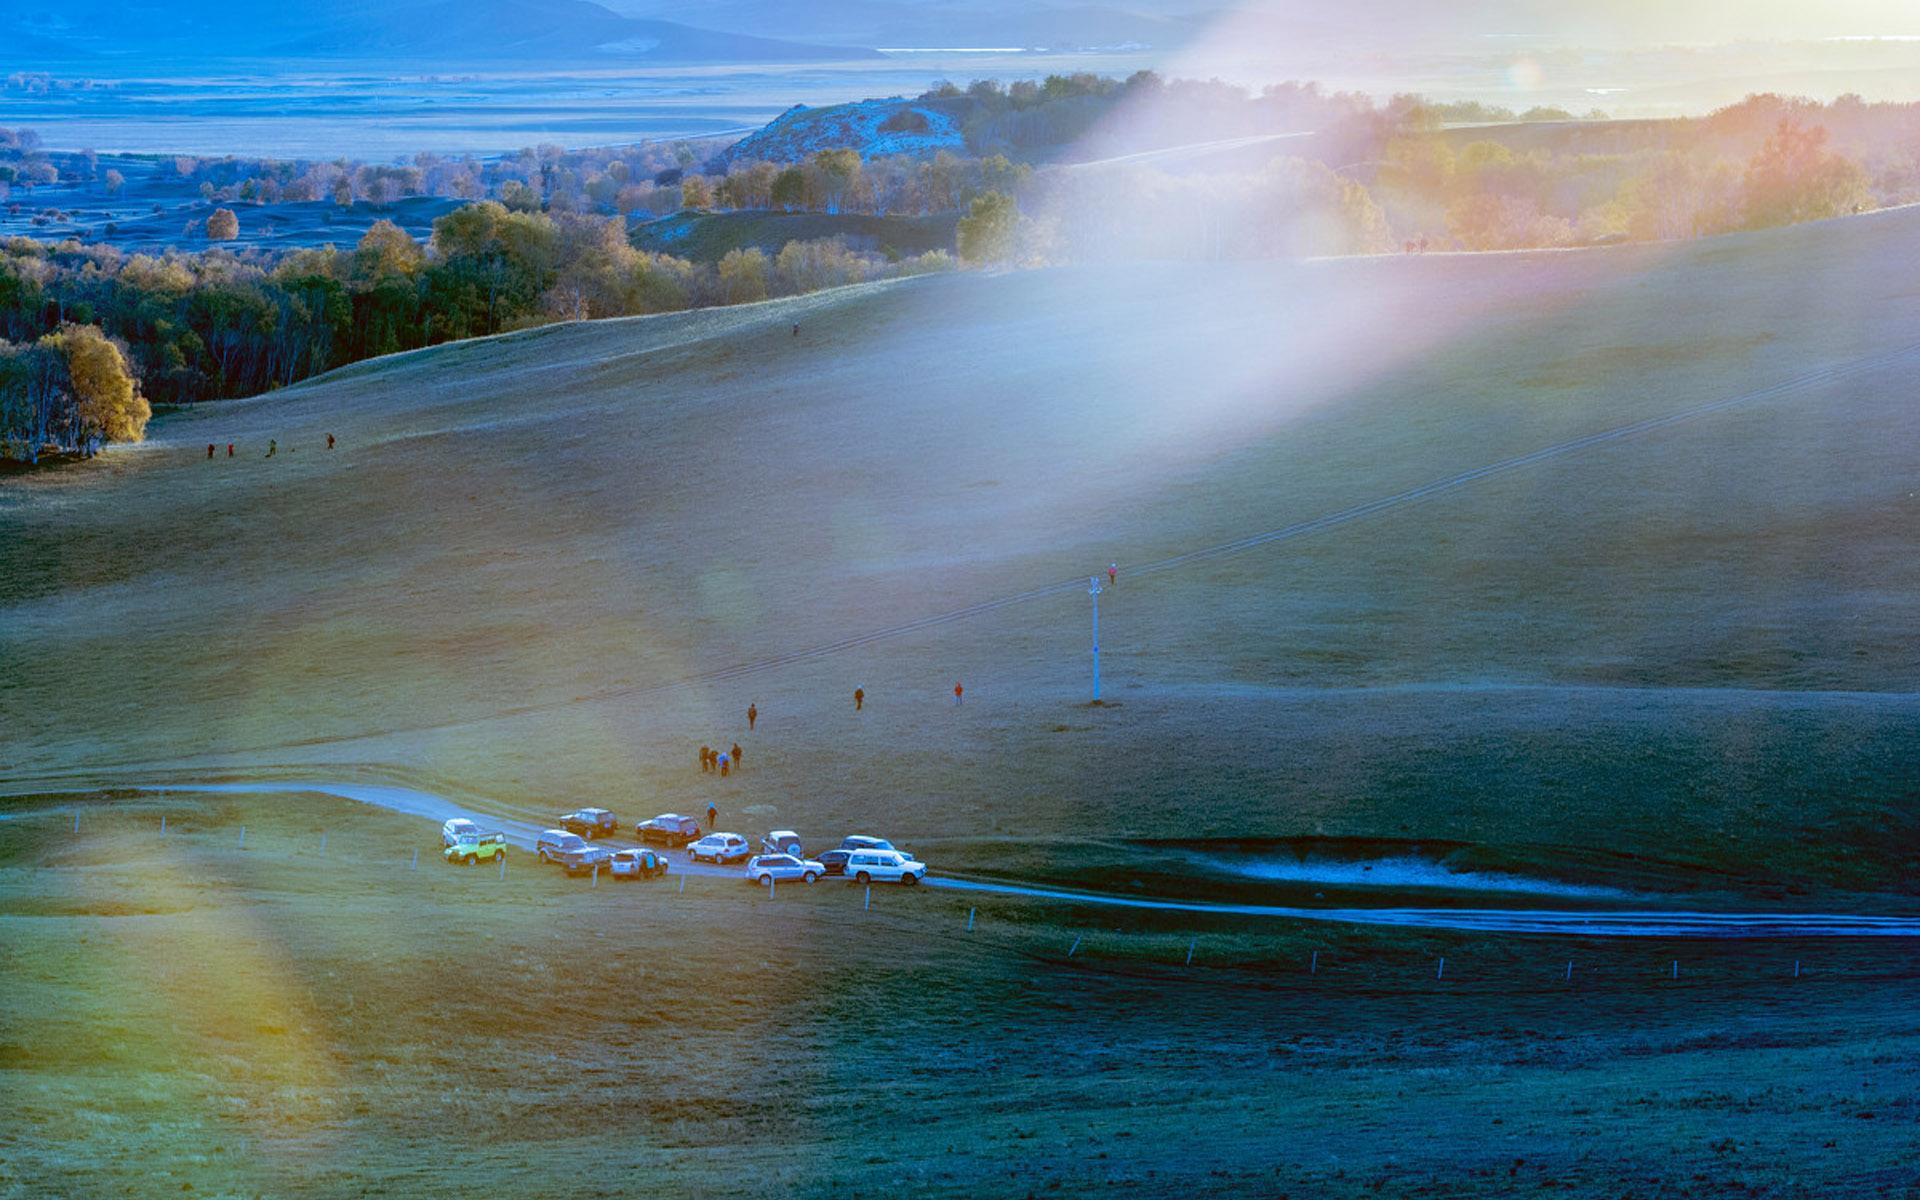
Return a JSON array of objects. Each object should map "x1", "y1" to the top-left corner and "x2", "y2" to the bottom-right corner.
[{"x1": 3, "y1": 77, "x2": 1915, "y2": 463}]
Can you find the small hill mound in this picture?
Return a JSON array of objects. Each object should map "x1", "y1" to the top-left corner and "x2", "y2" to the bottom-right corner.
[{"x1": 715, "y1": 99, "x2": 967, "y2": 167}]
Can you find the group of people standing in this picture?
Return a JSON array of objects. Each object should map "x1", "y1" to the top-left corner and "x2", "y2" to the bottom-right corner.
[
  {"x1": 205, "y1": 433, "x2": 335, "y2": 459},
  {"x1": 699, "y1": 742, "x2": 743, "y2": 777}
]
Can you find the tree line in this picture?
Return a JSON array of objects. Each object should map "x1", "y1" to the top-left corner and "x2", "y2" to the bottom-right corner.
[{"x1": 0, "y1": 202, "x2": 959, "y2": 463}]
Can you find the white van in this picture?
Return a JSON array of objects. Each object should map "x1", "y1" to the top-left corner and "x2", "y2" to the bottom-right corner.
[{"x1": 846, "y1": 849, "x2": 926, "y2": 886}]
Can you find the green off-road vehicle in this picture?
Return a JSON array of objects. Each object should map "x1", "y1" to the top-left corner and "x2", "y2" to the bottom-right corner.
[{"x1": 445, "y1": 830, "x2": 509, "y2": 866}]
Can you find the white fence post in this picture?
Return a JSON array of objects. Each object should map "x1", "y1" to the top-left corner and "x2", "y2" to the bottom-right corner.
[
  {"x1": 73, "y1": 810, "x2": 80, "y2": 833},
  {"x1": 1437, "y1": 957, "x2": 1445, "y2": 981},
  {"x1": 1672, "y1": 960, "x2": 1679, "y2": 980},
  {"x1": 1186, "y1": 939, "x2": 1195, "y2": 967},
  {"x1": 1310, "y1": 950, "x2": 1318, "y2": 976},
  {"x1": 498, "y1": 854, "x2": 506, "y2": 881},
  {"x1": 410, "y1": 847, "x2": 418, "y2": 871},
  {"x1": 1068, "y1": 935, "x2": 1082, "y2": 958},
  {"x1": 864, "y1": 885, "x2": 871, "y2": 911},
  {"x1": 160, "y1": 815, "x2": 166, "y2": 835},
  {"x1": 1566, "y1": 960, "x2": 1574, "y2": 982},
  {"x1": 238, "y1": 825, "x2": 245, "y2": 849}
]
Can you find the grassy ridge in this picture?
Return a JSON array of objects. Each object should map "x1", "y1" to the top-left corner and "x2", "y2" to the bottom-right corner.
[{"x1": 631, "y1": 209, "x2": 961, "y2": 261}]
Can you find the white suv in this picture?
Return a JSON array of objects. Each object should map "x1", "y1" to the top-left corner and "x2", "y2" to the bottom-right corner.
[
  {"x1": 846, "y1": 849, "x2": 926, "y2": 886},
  {"x1": 687, "y1": 833, "x2": 751, "y2": 864}
]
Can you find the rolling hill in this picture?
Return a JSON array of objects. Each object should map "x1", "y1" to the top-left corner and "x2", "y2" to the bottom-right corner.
[{"x1": 4, "y1": 207, "x2": 1920, "y2": 899}]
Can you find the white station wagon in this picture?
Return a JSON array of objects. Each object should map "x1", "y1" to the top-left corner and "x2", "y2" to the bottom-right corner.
[{"x1": 846, "y1": 849, "x2": 926, "y2": 886}]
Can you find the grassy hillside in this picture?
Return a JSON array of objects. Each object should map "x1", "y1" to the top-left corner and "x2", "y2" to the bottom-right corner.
[
  {"x1": 632, "y1": 209, "x2": 960, "y2": 261},
  {"x1": 8, "y1": 203, "x2": 1920, "y2": 1199},
  {"x1": 4, "y1": 208, "x2": 1920, "y2": 901}
]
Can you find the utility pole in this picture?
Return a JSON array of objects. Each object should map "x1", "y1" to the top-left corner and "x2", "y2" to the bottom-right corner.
[{"x1": 1088, "y1": 575, "x2": 1102, "y2": 702}]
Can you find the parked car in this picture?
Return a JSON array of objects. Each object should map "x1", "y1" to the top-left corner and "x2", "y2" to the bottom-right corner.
[
  {"x1": 536, "y1": 829, "x2": 590, "y2": 863},
  {"x1": 559, "y1": 844, "x2": 615, "y2": 876},
  {"x1": 846, "y1": 849, "x2": 926, "y2": 886},
  {"x1": 441, "y1": 817, "x2": 482, "y2": 847},
  {"x1": 559, "y1": 807, "x2": 619, "y2": 839},
  {"x1": 609, "y1": 848, "x2": 669, "y2": 880},
  {"x1": 745, "y1": 853, "x2": 825, "y2": 885},
  {"x1": 761, "y1": 829, "x2": 802, "y2": 856},
  {"x1": 839, "y1": 835, "x2": 897, "y2": 854},
  {"x1": 815, "y1": 849, "x2": 853, "y2": 877},
  {"x1": 444, "y1": 830, "x2": 508, "y2": 865},
  {"x1": 637, "y1": 813, "x2": 702, "y2": 848},
  {"x1": 687, "y1": 833, "x2": 751, "y2": 864}
]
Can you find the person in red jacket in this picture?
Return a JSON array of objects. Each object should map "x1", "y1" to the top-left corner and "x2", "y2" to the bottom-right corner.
[{"x1": 953, "y1": 682, "x2": 964, "y2": 706}]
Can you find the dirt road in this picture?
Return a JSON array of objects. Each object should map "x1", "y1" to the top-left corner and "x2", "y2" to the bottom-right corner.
[{"x1": 29, "y1": 777, "x2": 1920, "y2": 940}]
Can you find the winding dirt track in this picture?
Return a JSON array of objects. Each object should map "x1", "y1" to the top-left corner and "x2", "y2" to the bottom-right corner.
[{"x1": 45, "y1": 778, "x2": 1920, "y2": 940}]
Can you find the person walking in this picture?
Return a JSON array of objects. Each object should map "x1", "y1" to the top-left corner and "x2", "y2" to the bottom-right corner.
[
  {"x1": 226, "y1": 443, "x2": 234, "y2": 457},
  {"x1": 266, "y1": 439, "x2": 277, "y2": 458},
  {"x1": 327, "y1": 433, "x2": 336, "y2": 450},
  {"x1": 730, "y1": 742, "x2": 742, "y2": 771},
  {"x1": 747, "y1": 702, "x2": 757, "y2": 731},
  {"x1": 1107, "y1": 562, "x2": 1117, "y2": 587},
  {"x1": 701, "y1": 745, "x2": 713, "y2": 773},
  {"x1": 705, "y1": 802, "x2": 717, "y2": 832},
  {"x1": 717, "y1": 751, "x2": 730, "y2": 778},
  {"x1": 207, "y1": 443, "x2": 215, "y2": 459},
  {"x1": 854, "y1": 687, "x2": 864, "y2": 712},
  {"x1": 791, "y1": 323, "x2": 800, "y2": 338},
  {"x1": 954, "y1": 681, "x2": 964, "y2": 706}
]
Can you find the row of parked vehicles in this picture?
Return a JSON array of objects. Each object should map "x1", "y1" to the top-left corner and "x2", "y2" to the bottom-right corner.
[
  {"x1": 444, "y1": 808, "x2": 928, "y2": 886},
  {"x1": 566, "y1": 807, "x2": 928, "y2": 884}
]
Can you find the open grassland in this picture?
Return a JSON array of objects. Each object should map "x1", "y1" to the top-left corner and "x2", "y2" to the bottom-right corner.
[
  {"x1": 3, "y1": 208, "x2": 1919, "y2": 898},
  {"x1": 4, "y1": 207, "x2": 1920, "y2": 1195},
  {"x1": 5, "y1": 790, "x2": 1920, "y2": 1199}
]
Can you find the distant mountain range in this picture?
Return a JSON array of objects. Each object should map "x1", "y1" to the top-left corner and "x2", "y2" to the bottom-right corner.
[
  {"x1": 611, "y1": 0, "x2": 1201, "y2": 51},
  {"x1": 611, "y1": 0, "x2": 1920, "y2": 55},
  {"x1": 0, "y1": 0, "x2": 882, "y2": 63}
]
